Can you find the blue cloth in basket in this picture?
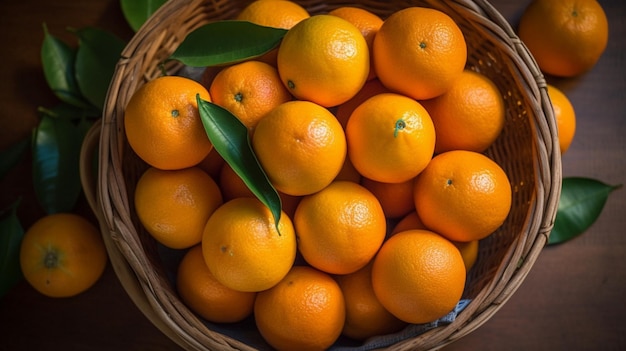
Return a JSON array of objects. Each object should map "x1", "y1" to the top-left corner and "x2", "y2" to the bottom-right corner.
[
  {"x1": 331, "y1": 299, "x2": 471, "y2": 350},
  {"x1": 204, "y1": 295, "x2": 471, "y2": 350}
]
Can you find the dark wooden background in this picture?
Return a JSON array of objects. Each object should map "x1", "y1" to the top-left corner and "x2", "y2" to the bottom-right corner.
[{"x1": 1, "y1": 0, "x2": 624, "y2": 350}]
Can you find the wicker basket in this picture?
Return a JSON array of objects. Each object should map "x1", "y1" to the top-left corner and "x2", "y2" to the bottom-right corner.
[{"x1": 79, "y1": 0, "x2": 562, "y2": 349}]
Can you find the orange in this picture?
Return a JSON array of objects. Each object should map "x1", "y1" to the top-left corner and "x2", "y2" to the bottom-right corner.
[
  {"x1": 176, "y1": 245, "x2": 256, "y2": 323},
  {"x1": 134, "y1": 166, "x2": 223, "y2": 249},
  {"x1": 335, "y1": 262, "x2": 407, "y2": 340},
  {"x1": 254, "y1": 265, "x2": 345, "y2": 351},
  {"x1": 373, "y1": 7, "x2": 467, "y2": 100},
  {"x1": 197, "y1": 148, "x2": 225, "y2": 180},
  {"x1": 236, "y1": 0, "x2": 310, "y2": 30},
  {"x1": 218, "y1": 162, "x2": 301, "y2": 218},
  {"x1": 334, "y1": 78, "x2": 389, "y2": 128},
  {"x1": 200, "y1": 65, "x2": 224, "y2": 91},
  {"x1": 219, "y1": 162, "x2": 254, "y2": 201},
  {"x1": 208, "y1": 60, "x2": 292, "y2": 134},
  {"x1": 361, "y1": 176, "x2": 416, "y2": 219},
  {"x1": 346, "y1": 93, "x2": 435, "y2": 183},
  {"x1": 390, "y1": 212, "x2": 479, "y2": 271},
  {"x1": 328, "y1": 6, "x2": 383, "y2": 80},
  {"x1": 421, "y1": 69, "x2": 505, "y2": 153},
  {"x1": 547, "y1": 84, "x2": 577, "y2": 154},
  {"x1": 293, "y1": 180, "x2": 386, "y2": 275},
  {"x1": 236, "y1": 0, "x2": 310, "y2": 66},
  {"x1": 334, "y1": 156, "x2": 362, "y2": 183},
  {"x1": 252, "y1": 100, "x2": 347, "y2": 196},
  {"x1": 413, "y1": 150, "x2": 512, "y2": 242},
  {"x1": 202, "y1": 197, "x2": 296, "y2": 292},
  {"x1": 390, "y1": 211, "x2": 426, "y2": 235},
  {"x1": 277, "y1": 14, "x2": 370, "y2": 107},
  {"x1": 19, "y1": 213, "x2": 107, "y2": 298},
  {"x1": 124, "y1": 75, "x2": 213, "y2": 170},
  {"x1": 518, "y1": 0, "x2": 609, "y2": 77},
  {"x1": 278, "y1": 192, "x2": 301, "y2": 220},
  {"x1": 371, "y1": 229, "x2": 466, "y2": 324},
  {"x1": 452, "y1": 239, "x2": 479, "y2": 272}
]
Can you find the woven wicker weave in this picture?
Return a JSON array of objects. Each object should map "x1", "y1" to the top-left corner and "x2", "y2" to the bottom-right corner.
[{"x1": 79, "y1": 0, "x2": 562, "y2": 350}]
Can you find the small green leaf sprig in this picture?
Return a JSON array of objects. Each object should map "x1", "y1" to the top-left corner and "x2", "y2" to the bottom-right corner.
[
  {"x1": 197, "y1": 97, "x2": 283, "y2": 230},
  {"x1": 170, "y1": 21, "x2": 287, "y2": 67},
  {"x1": 120, "y1": 0, "x2": 168, "y2": 32},
  {"x1": 35, "y1": 24, "x2": 125, "y2": 214},
  {"x1": 0, "y1": 0, "x2": 162, "y2": 298},
  {"x1": 170, "y1": 20, "x2": 287, "y2": 229},
  {"x1": 549, "y1": 177, "x2": 621, "y2": 245}
]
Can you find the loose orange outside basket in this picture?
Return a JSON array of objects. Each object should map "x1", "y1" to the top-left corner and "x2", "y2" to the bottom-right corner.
[{"x1": 79, "y1": 0, "x2": 562, "y2": 350}]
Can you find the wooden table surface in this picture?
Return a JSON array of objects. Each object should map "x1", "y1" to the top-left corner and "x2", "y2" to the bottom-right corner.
[{"x1": 1, "y1": 0, "x2": 624, "y2": 350}]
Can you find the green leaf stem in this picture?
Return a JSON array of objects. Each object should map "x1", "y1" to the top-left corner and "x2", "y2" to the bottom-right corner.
[
  {"x1": 196, "y1": 95, "x2": 282, "y2": 231},
  {"x1": 170, "y1": 21, "x2": 287, "y2": 67},
  {"x1": 120, "y1": 0, "x2": 167, "y2": 32},
  {"x1": 548, "y1": 177, "x2": 622, "y2": 245},
  {"x1": 0, "y1": 199, "x2": 24, "y2": 298},
  {"x1": 73, "y1": 27, "x2": 125, "y2": 111},
  {"x1": 38, "y1": 100, "x2": 100, "y2": 122}
]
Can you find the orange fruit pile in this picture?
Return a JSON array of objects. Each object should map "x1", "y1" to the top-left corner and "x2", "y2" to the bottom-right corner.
[{"x1": 122, "y1": 2, "x2": 517, "y2": 349}]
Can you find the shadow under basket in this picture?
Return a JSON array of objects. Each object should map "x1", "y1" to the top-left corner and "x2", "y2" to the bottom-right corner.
[{"x1": 79, "y1": 0, "x2": 562, "y2": 350}]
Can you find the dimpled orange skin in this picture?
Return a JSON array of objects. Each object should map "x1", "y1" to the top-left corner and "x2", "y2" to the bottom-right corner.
[
  {"x1": 361, "y1": 176, "x2": 416, "y2": 219},
  {"x1": 391, "y1": 211, "x2": 427, "y2": 235},
  {"x1": 547, "y1": 84, "x2": 577, "y2": 154},
  {"x1": 19, "y1": 213, "x2": 107, "y2": 298},
  {"x1": 201, "y1": 197, "x2": 297, "y2": 292},
  {"x1": 124, "y1": 76, "x2": 213, "y2": 170},
  {"x1": 335, "y1": 262, "x2": 408, "y2": 340},
  {"x1": 277, "y1": 15, "x2": 370, "y2": 107},
  {"x1": 134, "y1": 166, "x2": 223, "y2": 250},
  {"x1": 254, "y1": 265, "x2": 346, "y2": 351},
  {"x1": 208, "y1": 60, "x2": 292, "y2": 134},
  {"x1": 371, "y1": 229, "x2": 466, "y2": 324},
  {"x1": 413, "y1": 150, "x2": 512, "y2": 242},
  {"x1": 373, "y1": 7, "x2": 467, "y2": 100},
  {"x1": 236, "y1": 0, "x2": 310, "y2": 30},
  {"x1": 176, "y1": 245, "x2": 256, "y2": 323},
  {"x1": 293, "y1": 180, "x2": 387, "y2": 275},
  {"x1": 346, "y1": 93, "x2": 435, "y2": 184},
  {"x1": 518, "y1": 0, "x2": 609, "y2": 77},
  {"x1": 252, "y1": 100, "x2": 347, "y2": 196},
  {"x1": 390, "y1": 211, "x2": 480, "y2": 271},
  {"x1": 334, "y1": 78, "x2": 390, "y2": 129},
  {"x1": 421, "y1": 69, "x2": 506, "y2": 154},
  {"x1": 328, "y1": 6, "x2": 384, "y2": 81}
]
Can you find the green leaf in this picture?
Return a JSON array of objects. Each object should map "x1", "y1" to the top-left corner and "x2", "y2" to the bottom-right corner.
[
  {"x1": 41, "y1": 23, "x2": 92, "y2": 109},
  {"x1": 548, "y1": 177, "x2": 622, "y2": 245},
  {"x1": 38, "y1": 101, "x2": 100, "y2": 122},
  {"x1": 0, "y1": 138, "x2": 29, "y2": 181},
  {"x1": 120, "y1": 0, "x2": 167, "y2": 32},
  {"x1": 73, "y1": 27, "x2": 126, "y2": 111},
  {"x1": 0, "y1": 199, "x2": 25, "y2": 298},
  {"x1": 170, "y1": 21, "x2": 288, "y2": 67},
  {"x1": 32, "y1": 114, "x2": 93, "y2": 214},
  {"x1": 196, "y1": 95, "x2": 282, "y2": 230}
]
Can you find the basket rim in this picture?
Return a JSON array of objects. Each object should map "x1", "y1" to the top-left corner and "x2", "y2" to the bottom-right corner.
[{"x1": 83, "y1": 0, "x2": 563, "y2": 350}]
